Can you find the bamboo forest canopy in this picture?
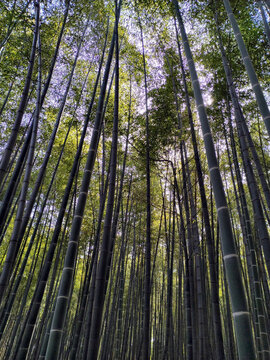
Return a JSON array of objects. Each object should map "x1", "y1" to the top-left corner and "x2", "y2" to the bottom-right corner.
[{"x1": 0, "y1": 0, "x2": 270, "y2": 359}]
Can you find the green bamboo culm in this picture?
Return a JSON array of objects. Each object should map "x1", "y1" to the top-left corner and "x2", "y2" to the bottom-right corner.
[
  {"x1": 258, "y1": 0, "x2": 270, "y2": 46},
  {"x1": 222, "y1": 0, "x2": 270, "y2": 137},
  {"x1": 172, "y1": 1, "x2": 256, "y2": 359},
  {"x1": 44, "y1": 17, "x2": 118, "y2": 360}
]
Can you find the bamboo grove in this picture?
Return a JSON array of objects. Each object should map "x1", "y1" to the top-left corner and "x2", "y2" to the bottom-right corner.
[{"x1": 0, "y1": 0, "x2": 270, "y2": 359}]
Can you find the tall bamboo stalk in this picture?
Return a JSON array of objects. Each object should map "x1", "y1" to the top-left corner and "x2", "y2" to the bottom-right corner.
[{"x1": 172, "y1": 1, "x2": 256, "y2": 358}]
